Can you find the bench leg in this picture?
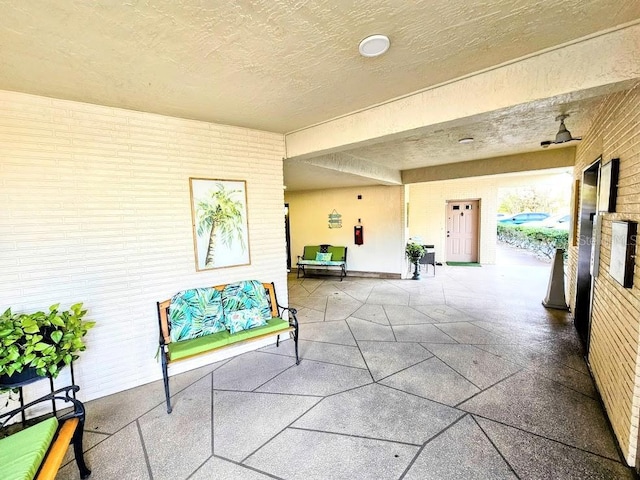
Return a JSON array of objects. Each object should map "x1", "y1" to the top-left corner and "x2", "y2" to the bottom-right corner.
[
  {"x1": 73, "y1": 418, "x2": 92, "y2": 479},
  {"x1": 161, "y1": 350, "x2": 172, "y2": 414},
  {"x1": 276, "y1": 334, "x2": 280, "y2": 347},
  {"x1": 293, "y1": 325, "x2": 300, "y2": 365}
]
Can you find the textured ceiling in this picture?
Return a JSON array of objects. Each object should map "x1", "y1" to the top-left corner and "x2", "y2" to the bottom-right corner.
[
  {"x1": 1, "y1": 1, "x2": 640, "y2": 134},
  {"x1": 1, "y1": 1, "x2": 640, "y2": 192},
  {"x1": 334, "y1": 95, "x2": 609, "y2": 171}
]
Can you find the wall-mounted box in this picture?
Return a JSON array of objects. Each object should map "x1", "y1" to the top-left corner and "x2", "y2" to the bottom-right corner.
[{"x1": 609, "y1": 220, "x2": 637, "y2": 288}]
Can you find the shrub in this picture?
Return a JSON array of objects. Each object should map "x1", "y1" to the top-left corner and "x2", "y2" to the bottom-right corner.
[{"x1": 497, "y1": 224, "x2": 568, "y2": 259}]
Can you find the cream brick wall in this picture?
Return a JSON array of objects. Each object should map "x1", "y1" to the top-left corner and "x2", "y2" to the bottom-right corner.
[
  {"x1": 285, "y1": 186, "x2": 405, "y2": 275},
  {"x1": 568, "y1": 84, "x2": 640, "y2": 465},
  {"x1": 0, "y1": 90, "x2": 287, "y2": 403}
]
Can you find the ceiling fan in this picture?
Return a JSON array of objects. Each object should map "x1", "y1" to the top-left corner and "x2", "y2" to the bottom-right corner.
[{"x1": 540, "y1": 114, "x2": 581, "y2": 148}]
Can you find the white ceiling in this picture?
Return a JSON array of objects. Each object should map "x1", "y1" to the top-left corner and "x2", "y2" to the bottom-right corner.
[{"x1": 1, "y1": 1, "x2": 639, "y2": 190}]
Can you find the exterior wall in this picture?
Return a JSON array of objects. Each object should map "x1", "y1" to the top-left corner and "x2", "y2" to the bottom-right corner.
[
  {"x1": 285, "y1": 186, "x2": 405, "y2": 276},
  {"x1": 0, "y1": 90, "x2": 287, "y2": 402},
  {"x1": 568, "y1": 84, "x2": 640, "y2": 465},
  {"x1": 407, "y1": 178, "x2": 499, "y2": 264},
  {"x1": 407, "y1": 172, "x2": 572, "y2": 264}
]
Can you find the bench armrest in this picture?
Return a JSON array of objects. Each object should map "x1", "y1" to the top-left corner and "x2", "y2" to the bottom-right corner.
[
  {"x1": 277, "y1": 304, "x2": 298, "y2": 328},
  {"x1": 0, "y1": 385, "x2": 85, "y2": 428}
]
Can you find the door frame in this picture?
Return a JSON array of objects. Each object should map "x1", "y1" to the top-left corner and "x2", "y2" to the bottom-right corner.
[
  {"x1": 445, "y1": 199, "x2": 481, "y2": 263},
  {"x1": 574, "y1": 157, "x2": 601, "y2": 352},
  {"x1": 284, "y1": 203, "x2": 291, "y2": 271}
]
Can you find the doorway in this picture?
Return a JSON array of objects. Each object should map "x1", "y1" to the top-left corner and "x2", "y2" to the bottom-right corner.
[
  {"x1": 574, "y1": 158, "x2": 601, "y2": 351},
  {"x1": 446, "y1": 200, "x2": 480, "y2": 262},
  {"x1": 284, "y1": 203, "x2": 291, "y2": 271}
]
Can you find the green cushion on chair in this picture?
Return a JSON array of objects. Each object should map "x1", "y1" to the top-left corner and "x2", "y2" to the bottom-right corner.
[
  {"x1": 0, "y1": 416, "x2": 59, "y2": 480},
  {"x1": 168, "y1": 329, "x2": 231, "y2": 360},
  {"x1": 230, "y1": 317, "x2": 290, "y2": 343}
]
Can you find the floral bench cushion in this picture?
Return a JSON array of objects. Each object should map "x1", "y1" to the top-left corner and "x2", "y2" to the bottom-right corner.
[
  {"x1": 221, "y1": 280, "x2": 272, "y2": 321},
  {"x1": 169, "y1": 287, "x2": 226, "y2": 342}
]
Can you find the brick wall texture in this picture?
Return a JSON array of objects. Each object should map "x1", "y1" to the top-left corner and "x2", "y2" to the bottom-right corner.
[
  {"x1": 0, "y1": 90, "x2": 287, "y2": 402},
  {"x1": 568, "y1": 83, "x2": 640, "y2": 465}
]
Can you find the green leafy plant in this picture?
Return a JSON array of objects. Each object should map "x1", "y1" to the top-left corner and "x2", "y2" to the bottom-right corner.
[
  {"x1": 405, "y1": 243, "x2": 426, "y2": 261},
  {"x1": 497, "y1": 224, "x2": 568, "y2": 259},
  {"x1": 0, "y1": 303, "x2": 95, "y2": 381}
]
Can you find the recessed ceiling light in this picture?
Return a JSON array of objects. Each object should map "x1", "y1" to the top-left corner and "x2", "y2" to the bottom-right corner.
[
  {"x1": 359, "y1": 34, "x2": 390, "y2": 57},
  {"x1": 458, "y1": 137, "x2": 474, "y2": 144}
]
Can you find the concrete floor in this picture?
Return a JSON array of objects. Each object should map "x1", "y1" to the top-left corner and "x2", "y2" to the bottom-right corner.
[{"x1": 57, "y1": 256, "x2": 635, "y2": 479}]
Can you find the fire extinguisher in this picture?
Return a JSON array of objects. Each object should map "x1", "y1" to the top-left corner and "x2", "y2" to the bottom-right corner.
[{"x1": 354, "y1": 225, "x2": 364, "y2": 245}]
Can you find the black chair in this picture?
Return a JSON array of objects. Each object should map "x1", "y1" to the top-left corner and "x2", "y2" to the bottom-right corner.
[{"x1": 419, "y1": 245, "x2": 436, "y2": 275}]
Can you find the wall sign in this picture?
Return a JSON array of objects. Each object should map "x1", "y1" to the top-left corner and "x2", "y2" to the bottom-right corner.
[
  {"x1": 598, "y1": 158, "x2": 619, "y2": 212},
  {"x1": 328, "y1": 209, "x2": 342, "y2": 229}
]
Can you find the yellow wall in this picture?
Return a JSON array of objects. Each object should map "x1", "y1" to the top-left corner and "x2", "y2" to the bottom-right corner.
[
  {"x1": 568, "y1": 84, "x2": 640, "y2": 465},
  {"x1": 406, "y1": 173, "x2": 567, "y2": 264},
  {"x1": 285, "y1": 186, "x2": 405, "y2": 276}
]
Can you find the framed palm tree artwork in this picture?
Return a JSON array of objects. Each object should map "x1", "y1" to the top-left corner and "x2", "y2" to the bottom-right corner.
[{"x1": 189, "y1": 178, "x2": 250, "y2": 271}]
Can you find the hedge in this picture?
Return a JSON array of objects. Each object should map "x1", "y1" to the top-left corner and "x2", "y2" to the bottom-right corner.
[{"x1": 497, "y1": 224, "x2": 568, "y2": 259}]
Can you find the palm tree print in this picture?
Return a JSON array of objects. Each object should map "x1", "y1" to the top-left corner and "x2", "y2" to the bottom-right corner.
[{"x1": 196, "y1": 183, "x2": 246, "y2": 267}]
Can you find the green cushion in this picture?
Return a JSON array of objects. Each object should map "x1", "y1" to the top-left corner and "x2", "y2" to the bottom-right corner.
[
  {"x1": 0, "y1": 416, "x2": 58, "y2": 480},
  {"x1": 168, "y1": 317, "x2": 290, "y2": 361},
  {"x1": 302, "y1": 246, "x2": 346, "y2": 261},
  {"x1": 230, "y1": 317, "x2": 290, "y2": 343},
  {"x1": 168, "y1": 329, "x2": 231, "y2": 360}
]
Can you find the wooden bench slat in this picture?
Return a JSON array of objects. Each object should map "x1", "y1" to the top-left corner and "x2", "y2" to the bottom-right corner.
[{"x1": 36, "y1": 417, "x2": 79, "y2": 480}]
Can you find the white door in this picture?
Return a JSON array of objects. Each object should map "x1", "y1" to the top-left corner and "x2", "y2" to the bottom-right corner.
[{"x1": 446, "y1": 200, "x2": 479, "y2": 262}]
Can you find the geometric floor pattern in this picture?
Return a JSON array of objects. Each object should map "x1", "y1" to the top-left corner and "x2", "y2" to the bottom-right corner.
[{"x1": 57, "y1": 259, "x2": 635, "y2": 479}]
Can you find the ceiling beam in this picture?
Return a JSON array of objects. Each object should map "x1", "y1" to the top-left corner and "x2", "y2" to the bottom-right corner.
[
  {"x1": 292, "y1": 152, "x2": 402, "y2": 185},
  {"x1": 285, "y1": 24, "x2": 640, "y2": 160},
  {"x1": 402, "y1": 148, "x2": 575, "y2": 184}
]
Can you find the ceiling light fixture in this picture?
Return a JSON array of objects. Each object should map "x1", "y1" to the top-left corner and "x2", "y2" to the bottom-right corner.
[
  {"x1": 359, "y1": 34, "x2": 390, "y2": 57},
  {"x1": 458, "y1": 137, "x2": 474, "y2": 144}
]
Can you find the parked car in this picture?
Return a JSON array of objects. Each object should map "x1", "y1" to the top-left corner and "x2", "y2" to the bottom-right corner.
[
  {"x1": 498, "y1": 212, "x2": 550, "y2": 225},
  {"x1": 522, "y1": 213, "x2": 570, "y2": 229}
]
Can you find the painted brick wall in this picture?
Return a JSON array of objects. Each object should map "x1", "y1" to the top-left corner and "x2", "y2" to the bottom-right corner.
[
  {"x1": 568, "y1": 83, "x2": 640, "y2": 465},
  {"x1": 0, "y1": 90, "x2": 287, "y2": 403}
]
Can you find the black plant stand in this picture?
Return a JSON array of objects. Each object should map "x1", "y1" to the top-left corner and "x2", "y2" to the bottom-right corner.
[
  {"x1": 0, "y1": 363, "x2": 75, "y2": 425},
  {"x1": 411, "y1": 260, "x2": 421, "y2": 279}
]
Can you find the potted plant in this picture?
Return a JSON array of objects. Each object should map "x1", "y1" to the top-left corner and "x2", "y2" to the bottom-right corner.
[
  {"x1": 0, "y1": 303, "x2": 95, "y2": 388},
  {"x1": 405, "y1": 242, "x2": 426, "y2": 280}
]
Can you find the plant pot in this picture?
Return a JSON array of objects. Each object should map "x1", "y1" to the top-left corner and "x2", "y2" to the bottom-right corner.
[
  {"x1": 0, "y1": 367, "x2": 44, "y2": 388},
  {"x1": 411, "y1": 260, "x2": 421, "y2": 280}
]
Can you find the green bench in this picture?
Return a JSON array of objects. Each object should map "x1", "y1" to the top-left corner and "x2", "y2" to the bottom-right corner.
[
  {"x1": 157, "y1": 280, "x2": 299, "y2": 413},
  {"x1": 296, "y1": 244, "x2": 348, "y2": 281},
  {"x1": 0, "y1": 385, "x2": 91, "y2": 480}
]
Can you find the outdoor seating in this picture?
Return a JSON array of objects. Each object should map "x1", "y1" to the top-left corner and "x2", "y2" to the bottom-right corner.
[
  {"x1": 296, "y1": 244, "x2": 348, "y2": 280},
  {"x1": 0, "y1": 385, "x2": 91, "y2": 480},
  {"x1": 157, "y1": 280, "x2": 299, "y2": 413}
]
